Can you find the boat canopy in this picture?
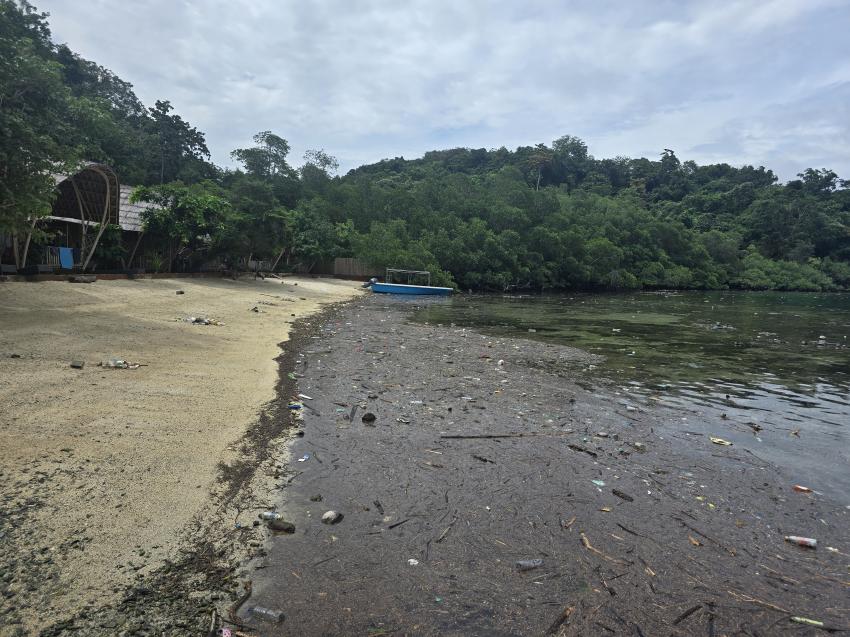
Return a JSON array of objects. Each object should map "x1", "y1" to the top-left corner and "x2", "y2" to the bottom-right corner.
[{"x1": 386, "y1": 268, "x2": 431, "y2": 286}]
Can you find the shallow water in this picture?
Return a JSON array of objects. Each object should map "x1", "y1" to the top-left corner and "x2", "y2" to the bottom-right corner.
[{"x1": 414, "y1": 291, "x2": 850, "y2": 495}]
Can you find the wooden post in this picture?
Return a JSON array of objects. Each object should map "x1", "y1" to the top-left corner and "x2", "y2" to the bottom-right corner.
[
  {"x1": 127, "y1": 231, "x2": 144, "y2": 269},
  {"x1": 82, "y1": 170, "x2": 111, "y2": 271},
  {"x1": 270, "y1": 246, "x2": 287, "y2": 271},
  {"x1": 20, "y1": 217, "x2": 38, "y2": 268}
]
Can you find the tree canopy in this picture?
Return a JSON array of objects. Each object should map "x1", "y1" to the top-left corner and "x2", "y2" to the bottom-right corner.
[{"x1": 2, "y1": 0, "x2": 849, "y2": 290}]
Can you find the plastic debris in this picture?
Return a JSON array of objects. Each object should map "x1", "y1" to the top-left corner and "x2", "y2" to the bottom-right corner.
[
  {"x1": 259, "y1": 511, "x2": 281, "y2": 520},
  {"x1": 297, "y1": 454, "x2": 310, "y2": 462},
  {"x1": 288, "y1": 401, "x2": 303, "y2": 410},
  {"x1": 246, "y1": 606, "x2": 285, "y2": 623},
  {"x1": 709, "y1": 436, "x2": 732, "y2": 446},
  {"x1": 792, "y1": 485, "x2": 813, "y2": 493},
  {"x1": 322, "y1": 510, "x2": 343, "y2": 524},
  {"x1": 100, "y1": 358, "x2": 141, "y2": 369},
  {"x1": 791, "y1": 616, "x2": 824, "y2": 628},
  {"x1": 784, "y1": 535, "x2": 817, "y2": 548},
  {"x1": 298, "y1": 393, "x2": 313, "y2": 400},
  {"x1": 362, "y1": 412, "x2": 377, "y2": 424},
  {"x1": 69, "y1": 360, "x2": 85, "y2": 369},
  {"x1": 515, "y1": 558, "x2": 543, "y2": 571},
  {"x1": 287, "y1": 372, "x2": 297, "y2": 380},
  {"x1": 612, "y1": 489, "x2": 633, "y2": 502},
  {"x1": 592, "y1": 480, "x2": 606, "y2": 487},
  {"x1": 408, "y1": 558, "x2": 419, "y2": 566}
]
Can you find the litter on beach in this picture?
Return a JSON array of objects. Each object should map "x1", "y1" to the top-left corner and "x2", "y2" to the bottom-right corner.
[
  {"x1": 297, "y1": 454, "x2": 310, "y2": 462},
  {"x1": 100, "y1": 358, "x2": 142, "y2": 369},
  {"x1": 785, "y1": 535, "x2": 817, "y2": 548},
  {"x1": 709, "y1": 436, "x2": 732, "y2": 446}
]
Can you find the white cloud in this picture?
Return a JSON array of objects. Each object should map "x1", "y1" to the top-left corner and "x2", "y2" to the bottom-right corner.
[{"x1": 40, "y1": 0, "x2": 850, "y2": 180}]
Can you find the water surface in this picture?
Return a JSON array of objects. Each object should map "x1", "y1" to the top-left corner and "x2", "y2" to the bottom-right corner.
[{"x1": 414, "y1": 291, "x2": 850, "y2": 495}]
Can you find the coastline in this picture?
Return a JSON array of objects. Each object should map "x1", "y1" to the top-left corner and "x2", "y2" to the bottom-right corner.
[
  {"x1": 0, "y1": 276, "x2": 363, "y2": 635},
  {"x1": 243, "y1": 294, "x2": 849, "y2": 636}
]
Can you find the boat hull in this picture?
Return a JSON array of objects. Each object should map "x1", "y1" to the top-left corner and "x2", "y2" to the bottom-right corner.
[{"x1": 371, "y1": 282, "x2": 452, "y2": 296}]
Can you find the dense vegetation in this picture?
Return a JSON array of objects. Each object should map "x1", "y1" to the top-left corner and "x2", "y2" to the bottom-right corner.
[{"x1": 2, "y1": 1, "x2": 849, "y2": 290}]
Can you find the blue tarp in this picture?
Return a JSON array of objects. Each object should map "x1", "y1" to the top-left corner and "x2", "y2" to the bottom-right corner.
[{"x1": 59, "y1": 247, "x2": 74, "y2": 270}]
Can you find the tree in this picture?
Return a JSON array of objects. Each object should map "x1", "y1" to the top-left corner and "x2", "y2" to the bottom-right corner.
[
  {"x1": 147, "y1": 100, "x2": 210, "y2": 184},
  {"x1": 231, "y1": 131, "x2": 293, "y2": 179},
  {"x1": 0, "y1": 1, "x2": 78, "y2": 253},
  {"x1": 132, "y1": 182, "x2": 230, "y2": 271}
]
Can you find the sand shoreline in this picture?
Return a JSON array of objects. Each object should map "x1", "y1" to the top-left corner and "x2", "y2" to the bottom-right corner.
[{"x1": 0, "y1": 276, "x2": 362, "y2": 634}]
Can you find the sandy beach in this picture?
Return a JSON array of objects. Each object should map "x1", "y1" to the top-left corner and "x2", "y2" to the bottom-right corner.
[{"x1": 0, "y1": 276, "x2": 362, "y2": 635}]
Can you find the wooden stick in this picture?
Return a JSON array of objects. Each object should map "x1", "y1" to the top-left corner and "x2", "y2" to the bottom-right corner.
[{"x1": 544, "y1": 606, "x2": 574, "y2": 635}]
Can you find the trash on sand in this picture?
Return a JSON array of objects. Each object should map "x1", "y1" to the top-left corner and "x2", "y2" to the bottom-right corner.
[
  {"x1": 632, "y1": 442, "x2": 647, "y2": 452},
  {"x1": 688, "y1": 535, "x2": 703, "y2": 546},
  {"x1": 592, "y1": 480, "x2": 606, "y2": 487},
  {"x1": 396, "y1": 417, "x2": 411, "y2": 424},
  {"x1": 287, "y1": 372, "x2": 297, "y2": 380},
  {"x1": 362, "y1": 412, "x2": 377, "y2": 424},
  {"x1": 612, "y1": 489, "x2": 633, "y2": 502},
  {"x1": 10, "y1": 354, "x2": 22, "y2": 359},
  {"x1": 515, "y1": 558, "x2": 543, "y2": 571},
  {"x1": 784, "y1": 535, "x2": 817, "y2": 548},
  {"x1": 709, "y1": 436, "x2": 732, "y2": 446},
  {"x1": 599, "y1": 507, "x2": 611, "y2": 512},
  {"x1": 298, "y1": 393, "x2": 313, "y2": 400},
  {"x1": 259, "y1": 511, "x2": 281, "y2": 520},
  {"x1": 596, "y1": 431, "x2": 609, "y2": 438},
  {"x1": 528, "y1": 328, "x2": 537, "y2": 333},
  {"x1": 100, "y1": 358, "x2": 141, "y2": 369},
  {"x1": 793, "y1": 485, "x2": 813, "y2": 493},
  {"x1": 268, "y1": 518, "x2": 295, "y2": 533},
  {"x1": 407, "y1": 558, "x2": 419, "y2": 566},
  {"x1": 180, "y1": 316, "x2": 223, "y2": 326},
  {"x1": 322, "y1": 510, "x2": 343, "y2": 524},
  {"x1": 297, "y1": 454, "x2": 310, "y2": 462},
  {"x1": 246, "y1": 606, "x2": 285, "y2": 623},
  {"x1": 69, "y1": 360, "x2": 85, "y2": 369},
  {"x1": 175, "y1": 290, "x2": 184, "y2": 295},
  {"x1": 791, "y1": 616, "x2": 824, "y2": 628},
  {"x1": 288, "y1": 401, "x2": 303, "y2": 410}
]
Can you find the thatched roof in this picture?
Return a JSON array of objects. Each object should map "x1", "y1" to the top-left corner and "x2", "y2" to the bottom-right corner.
[
  {"x1": 51, "y1": 163, "x2": 120, "y2": 226},
  {"x1": 118, "y1": 185, "x2": 159, "y2": 232},
  {"x1": 50, "y1": 163, "x2": 160, "y2": 233}
]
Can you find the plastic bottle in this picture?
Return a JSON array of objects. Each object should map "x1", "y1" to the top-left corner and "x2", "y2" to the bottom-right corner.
[
  {"x1": 515, "y1": 558, "x2": 544, "y2": 571},
  {"x1": 784, "y1": 535, "x2": 817, "y2": 548},
  {"x1": 259, "y1": 511, "x2": 281, "y2": 521},
  {"x1": 247, "y1": 606, "x2": 285, "y2": 623}
]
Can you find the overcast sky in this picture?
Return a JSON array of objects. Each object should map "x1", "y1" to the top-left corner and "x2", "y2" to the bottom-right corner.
[{"x1": 41, "y1": 0, "x2": 850, "y2": 180}]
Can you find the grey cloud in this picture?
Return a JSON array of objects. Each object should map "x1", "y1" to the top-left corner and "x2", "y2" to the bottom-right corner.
[{"x1": 41, "y1": 0, "x2": 850, "y2": 180}]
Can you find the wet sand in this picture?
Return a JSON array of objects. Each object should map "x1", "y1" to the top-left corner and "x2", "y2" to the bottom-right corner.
[
  {"x1": 0, "y1": 276, "x2": 362, "y2": 634},
  {"x1": 244, "y1": 295, "x2": 849, "y2": 636}
]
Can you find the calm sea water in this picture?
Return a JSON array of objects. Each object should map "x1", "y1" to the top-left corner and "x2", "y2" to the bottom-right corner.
[{"x1": 413, "y1": 291, "x2": 850, "y2": 496}]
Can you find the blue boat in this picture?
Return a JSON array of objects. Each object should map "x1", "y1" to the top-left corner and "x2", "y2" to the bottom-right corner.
[{"x1": 369, "y1": 269, "x2": 453, "y2": 296}]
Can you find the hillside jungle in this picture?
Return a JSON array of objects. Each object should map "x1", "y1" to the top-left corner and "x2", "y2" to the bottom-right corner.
[{"x1": 3, "y1": 1, "x2": 850, "y2": 291}]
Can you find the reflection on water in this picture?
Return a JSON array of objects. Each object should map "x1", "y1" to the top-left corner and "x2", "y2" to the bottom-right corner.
[{"x1": 413, "y1": 291, "x2": 850, "y2": 494}]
